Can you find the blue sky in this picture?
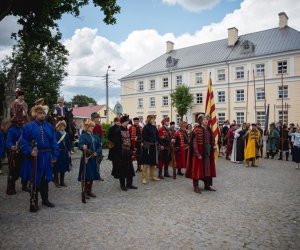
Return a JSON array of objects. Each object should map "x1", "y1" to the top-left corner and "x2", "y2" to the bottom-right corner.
[{"x1": 58, "y1": 0, "x2": 243, "y2": 42}]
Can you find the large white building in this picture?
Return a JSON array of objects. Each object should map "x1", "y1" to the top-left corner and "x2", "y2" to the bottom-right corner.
[{"x1": 120, "y1": 12, "x2": 300, "y2": 126}]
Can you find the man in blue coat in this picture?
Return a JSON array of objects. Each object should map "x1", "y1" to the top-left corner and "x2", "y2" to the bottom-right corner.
[
  {"x1": 6, "y1": 112, "x2": 29, "y2": 195},
  {"x1": 21, "y1": 105, "x2": 59, "y2": 212}
]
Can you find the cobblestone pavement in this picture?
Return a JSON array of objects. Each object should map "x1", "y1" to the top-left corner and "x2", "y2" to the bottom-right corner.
[{"x1": 0, "y1": 149, "x2": 299, "y2": 250}]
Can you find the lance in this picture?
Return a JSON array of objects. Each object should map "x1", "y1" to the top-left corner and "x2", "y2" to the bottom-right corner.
[
  {"x1": 281, "y1": 73, "x2": 284, "y2": 153},
  {"x1": 246, "y1": 70, "x2": 250, "y2": 123},
  {"x1": 253, "y1": 69, "x2": 257, "y2": 123}
]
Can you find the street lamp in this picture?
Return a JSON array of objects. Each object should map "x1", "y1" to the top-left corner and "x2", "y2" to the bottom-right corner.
[{"x1": 106, "y1": 65, "x2": 115, "y2": 124}]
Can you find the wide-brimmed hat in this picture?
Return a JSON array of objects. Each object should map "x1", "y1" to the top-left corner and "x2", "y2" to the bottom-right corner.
[
  {"x1": 34, "y1": 98, "x2": 44, "y2": 105},
  {"x1": 57, "y1": 96, "x2": 64, "y2": 103}
]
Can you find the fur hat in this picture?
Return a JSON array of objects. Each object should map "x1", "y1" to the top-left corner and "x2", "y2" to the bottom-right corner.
[
  {"x1": 15, "y1": 88, "x2": 25, "y2": 97},
  {"x1": 91, "y1": 112, "x2": 100, "y2": 119},
  {"x1": 34, "y1": 98, "x2": 44, "y2": 105},
  {"x1": 33, "y1": 105, "x2": 45, "y2": 114},
  {"x1": 120, "y1": 115, "x2": 129, "y2": 124},
  {"x1": 133, "y1": 117, "x2": 140, "y2": 121},
  {"x1": 170, "y1": 121, "x2": 175, "y2": 125},
  {"x1": 42, "y1": 105, "x2": 49, "y2": 115},
  {"x1": 161, "y1": 117, "x2": 170, "y2": 125},
  {"x1": 84, "y1": 119, "x2": 95, "y2": 129},
  {"x1": 56, "y1": 120, "x2": 66, "y2": 130},
  {"x1": 57, "y1": 96, "x2": 64, "y2": 103}
]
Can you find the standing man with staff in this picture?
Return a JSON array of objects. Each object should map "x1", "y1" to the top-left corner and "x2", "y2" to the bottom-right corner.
[{"x1": 20, "y1": 105, "x2": 59, "y2": 212}]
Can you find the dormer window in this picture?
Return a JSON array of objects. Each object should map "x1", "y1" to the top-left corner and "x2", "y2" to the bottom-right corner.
[
  {"x1": 166, "y1": 56, "x2": 179, "y2": 68},
  {"x1": 241, "y1": 40, "x2": 254, "y2": 54}
]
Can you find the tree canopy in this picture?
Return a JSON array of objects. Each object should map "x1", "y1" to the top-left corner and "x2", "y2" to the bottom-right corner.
[
  {"x1": 170, "y1": 85, "x2": 194, "y2": 121},
  {"x1": 71, "y1": 95, "x2": 97, "y2": 107}
]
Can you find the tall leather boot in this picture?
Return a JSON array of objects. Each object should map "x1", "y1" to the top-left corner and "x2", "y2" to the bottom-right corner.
[
  {"x1": 285, "y1": 152, "x2": 289, "y2": 161},
  {"x1": 6, "y1": 178, "x2": 16, "y2": 195},
  {"x1": 54, "y1": 171, "x2": 60, "y2": 188},
  {"x1": 164, "y1": 165, "x2": 171, "y2": 177},
  {"x1": 41, "y1": 180, "x2": 55, "y2": 207},
  {"x1": 173, "y1": 167, "x2": 176, "y2": 180},
  {"x1": 30, "y1": 190, "x2": 39, "y2": 212},
  {"x1": 278, "y1": 152, "x2": 282, "y2": 160},
  {"x1": 22, "y1": 179, "x2": 30, "y2": 192},
  {"x1": 142, "y1": 165, "x2": 148, "y2": 184},
  {"x1": 158, "y1": 168, "x2": 164, "y2": 179},
  {"x1": 87, "y1": 181, "x2": 96, "y2": 197},
  {"x1": 193, "y1": 179, "x2": 201, "y2": 194},
  {"x1": 60, "y1": 172, "x2": 67, "y2": 187},
  {"x1": 177, "y1": 168, "x2": 184, "y2": 176},
  {"x1": 150, "y1": 166, "x2": 160, "y2": 181}
]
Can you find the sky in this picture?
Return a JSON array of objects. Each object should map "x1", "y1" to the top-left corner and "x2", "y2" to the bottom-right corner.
[{"x1": 0, "y1": 0, "x2": 300, "y2": 108}]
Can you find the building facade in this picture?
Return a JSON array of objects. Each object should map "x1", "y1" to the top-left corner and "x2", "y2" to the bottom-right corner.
[{"x1": 120, "y1": 13, "x2": 300, "y2": 126}]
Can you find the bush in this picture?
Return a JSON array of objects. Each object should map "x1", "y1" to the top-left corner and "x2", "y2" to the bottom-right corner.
[{"x1": 101, "y1": 123, "x2": 111, "y2": 149}]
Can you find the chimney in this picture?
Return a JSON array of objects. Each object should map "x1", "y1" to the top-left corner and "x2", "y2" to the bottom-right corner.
[
  {"x1": 166, "y1": 41, "x2": 174, "y2": 53},
  {"x1": 228, "y1": 27, "x2": 238, "y2": 47},
  {"x1": 278, "y1": 12, "x2": 288, "y2": 29}
]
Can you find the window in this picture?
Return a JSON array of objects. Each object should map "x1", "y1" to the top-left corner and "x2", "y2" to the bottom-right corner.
[
  {"x1": 217, "y1": 113, "x2": 225, "y2": 123},
  {"x1": 176, "y1": 114, "x2": 181, "y2": 125},
  {"x1": 138, "y1": 81, "x2": 144, "y2": 91},
  {"x1": 244, "y1": 43, "x2": 249, "y2": 50},
  {"x1": 149, "y1": 80, "x2": 156, "y2": 90},
  {"x1": 236, "y1": 89, "x2": 245, "y2": 102},
  {"x1": 176, "y1": 75, "x2": 183, "y2": 85},
  {"x1": 162, "y1": 78, "x2": 169, "y2": 88},
  {"x1": 278, "y1": 86, "x2": 288, "y2": 99},
  {"x1": 195, "y1": 93, "x2": 203, "y2": 104},
  {"x1": 162, "y1": 96, "x2": 169, "y2": 106},
  {"x1": 277, "y1": 60, "x2": 287, "y2": 74},
  {"x1": 256, "y1": 64, "x2": 265, "y2": 77},
  {"x1": 217, "y1": 69, "x2": 225, "y2": 81},
  {"x1": 104, "y1": 110, "x2": 107, "y2": 116},
  {"x1": 195, "y1": 72, "x2": 203, "y2": 84},
  {"x1": 236, "y1": 112, "x2": 245, "y2": 124},
  {"x1": 236, "y1": 66, "x2": 244, "y2": 79},
  {"x1": 149, "y1": 97, "x2": 155, "y2": 107},
  {"x1": 162, "y1": 114, "x2": 169, "y2": 119},
  {"x1": 256, "y1": 88, "x2": 265, "y2": 100},
  {"x1": 278, "y1": 110, "x2": 288, "y2": 124},
  {"x1": 256, "y1": 111, "x2": 266, "y2": 126},
  {"x1": 137, "y1": 98, "x2": 143, "y2": 108},
  {"x1": 217, "y1": 91, "x2": 226, "y2": 103}
]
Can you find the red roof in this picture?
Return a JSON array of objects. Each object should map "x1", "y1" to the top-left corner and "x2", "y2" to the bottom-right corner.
[{"x1": 72, "y1": 105, "x2": 105, "y2": 118}]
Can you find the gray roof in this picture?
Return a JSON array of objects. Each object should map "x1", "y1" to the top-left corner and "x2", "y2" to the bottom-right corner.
[{"x1": 122, "y1": 26, "x2": 300, "y2": 80}]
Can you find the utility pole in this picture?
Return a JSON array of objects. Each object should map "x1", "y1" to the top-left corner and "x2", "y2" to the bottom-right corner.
[{"x1": 105, "y1": 65, "x2": 115, "y2": 124}]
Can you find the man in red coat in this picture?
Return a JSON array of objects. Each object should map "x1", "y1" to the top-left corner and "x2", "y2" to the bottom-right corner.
[
  {"x1": 174, "y1": 121, "x2": 188, "y2": 176},
  {"x1": 129, "y1": 117, "x2": 143, "y2": 172},
  {"x1": 186, "y1": 115, "x2": 216, "y2": 193},
  {"x1": 158, "y1": 117, "x2": 172, "y2": 179},
  {"x1": 225, "y1": 124, "x2": 235, "y2": 160},
  {"x1": 91, "y1": 112, "x2": 104, "y2": 181}
]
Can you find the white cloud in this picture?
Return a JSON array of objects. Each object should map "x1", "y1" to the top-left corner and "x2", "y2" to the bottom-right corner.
[
  {"x1": 1, "y1": 0, "x2": 300, "y2": 108},
  {"x1": 162, "y1": 0, "x2": 220, "y2": 12}
]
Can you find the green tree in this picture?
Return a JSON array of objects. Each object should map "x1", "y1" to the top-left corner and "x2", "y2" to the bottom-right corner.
[
  {"x1": 170, "y1": 85, "x2": 194, "y2": 121},
  {"x1": 71, "y1": 95, "x2": 97, "y2": 107}
]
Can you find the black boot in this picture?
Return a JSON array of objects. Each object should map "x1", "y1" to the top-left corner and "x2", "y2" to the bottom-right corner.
[
  {"x1": 41, "y1": 191, "x2": 55, "y2": 208},
  {"x1": 30, "y1": 190, "x2": 39, "y2": 212},
  {"x1": 21, "y1": 180, "x2": 30, "y2": 192},
  {"x1": 286, "y1": 152, "x2": 289, "y2": 161},
  {"x1": 54, "y1": 171, "x2": 60, "y2": 188},
  {"x1": 60, "y1": 172, "x2": 67, "y2": 187},
  {"x1": 173, "y1": 167, "x2": 176, "y2": 180},
  {"x1": 158, "y1": 168, "x2": 164, "y2": 179},
  {"x1": 278, "y1": 152, "x2": 282, "y2": 160},
  {"x1": 6, "y1": 178, "x2": 16, "y2": 195},
  {"x1": 265, "y1": 153, "x2": 269, "y2": 159},
  {"x1": 164, "y1": 166, "x2": 171, "y2": 177},
  {"x1": 177, "y1": 169, "x2": 184, "y2": 176}
]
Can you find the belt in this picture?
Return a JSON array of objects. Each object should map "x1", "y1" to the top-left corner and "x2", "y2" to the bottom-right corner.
[
  {"x1": 39, "y1": 149, "x2": 52, "y2": 153},
  {"x1": 59, "y1": 149, "x2": 68, "y2": 151}
]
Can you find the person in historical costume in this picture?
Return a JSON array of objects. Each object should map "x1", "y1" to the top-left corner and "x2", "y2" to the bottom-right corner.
[
  {"x1": 174, "y1": 121, "x2": 188, "y2": 178},
  {"x1": 141, "y1": 115, "x2": 161, "y2": 184},
  {"x1": 222, "y1": 120, "x2": 230, "y2": 154},
  {"x1": 20, "y1": 105, "x2": 59, "y2": 212},
  {"x1": 129, "y1": 117, "x2": 143, "y2": 172},
  {"x1": 53, "y1": 96, "x2": 68, "y2": 121},
  {"x1": 266, "y1": 123, "x2": 280, "y2": 159},
  {"x1": 278, "y1": 124, "x2": 290, "y2": 161},
  {"x1": 290, "y1": 126, "x2": 300, "y2": 169},
  {"x1": 53, "y1": 121, "x2": 71, "y2": 188},
  {"x1": 78, "y1": 120, "x2": 101, "y2": 202},
  {"x1": 158, "y1": 117, "x2": 172, "y2": 179},
  {"x1": 108, "y1": 117, "x2": 120, "y2": 177},
  {"x1": 225, "y1": 124, "x2": 235, "y2": 160},
  {"x1": 231, "y1": 124, "x2": 245, "y2": 163},
  {"x1": 30, "y1": 98, "x2": 45, "y2": 119},
  {"x1": 169, "y1": 121, "x2": 177, "y2": 179},
  {"x1": 91, "y1": 112, "x2": 104, "y2": 181},
  {"x1": 10, "y1": 88, "x2": 29, "y2": 122},
  {"x1": 111, "y1": 115, "x2": 138, "y2": 191},
  {"x1": 244, "y1": 123, "x2": 262, "y2": 167},
  {"x1": 186, "y1": 115, "x2": 217, "y2": 193}
]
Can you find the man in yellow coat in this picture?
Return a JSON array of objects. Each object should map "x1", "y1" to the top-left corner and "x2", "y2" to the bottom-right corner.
[{"x1": 244, "y1": 123, "x2": 262, "y2": 167}]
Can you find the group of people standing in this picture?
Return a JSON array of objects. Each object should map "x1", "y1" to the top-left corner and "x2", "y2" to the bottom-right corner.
[{"x1": 220, "y1": 120, "x2": 300, "y2": 169}]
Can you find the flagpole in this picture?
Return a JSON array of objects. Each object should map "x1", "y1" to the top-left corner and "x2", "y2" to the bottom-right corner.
[
  {"x1": 273, "y1": 104, "x2": 275, "y2": 123},
  {"x1": 281, "y1": 72, "x2": 284, "y2": 153},
  {"x1": 246, "y1": 70, "x2": 249, "y2": 123},
  {"x1": 263, "y1": 71, "x2": 267, "y2": 120},
  {"x1": 253, "y1": 69, "x2": 257, "y2": 123}
]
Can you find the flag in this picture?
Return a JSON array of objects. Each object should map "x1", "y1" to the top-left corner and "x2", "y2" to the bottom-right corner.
[
  {"x1": 264, "y1": 104, "x2": 270, "y2": 134},
  {"x1": 205, "y1": 76, "x2": 219, "y2": 158}
]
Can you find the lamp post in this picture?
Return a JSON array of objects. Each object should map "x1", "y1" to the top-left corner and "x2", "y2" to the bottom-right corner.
[{"x1": 106, "y1": 65, "x2": 115, "y2": 124}]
